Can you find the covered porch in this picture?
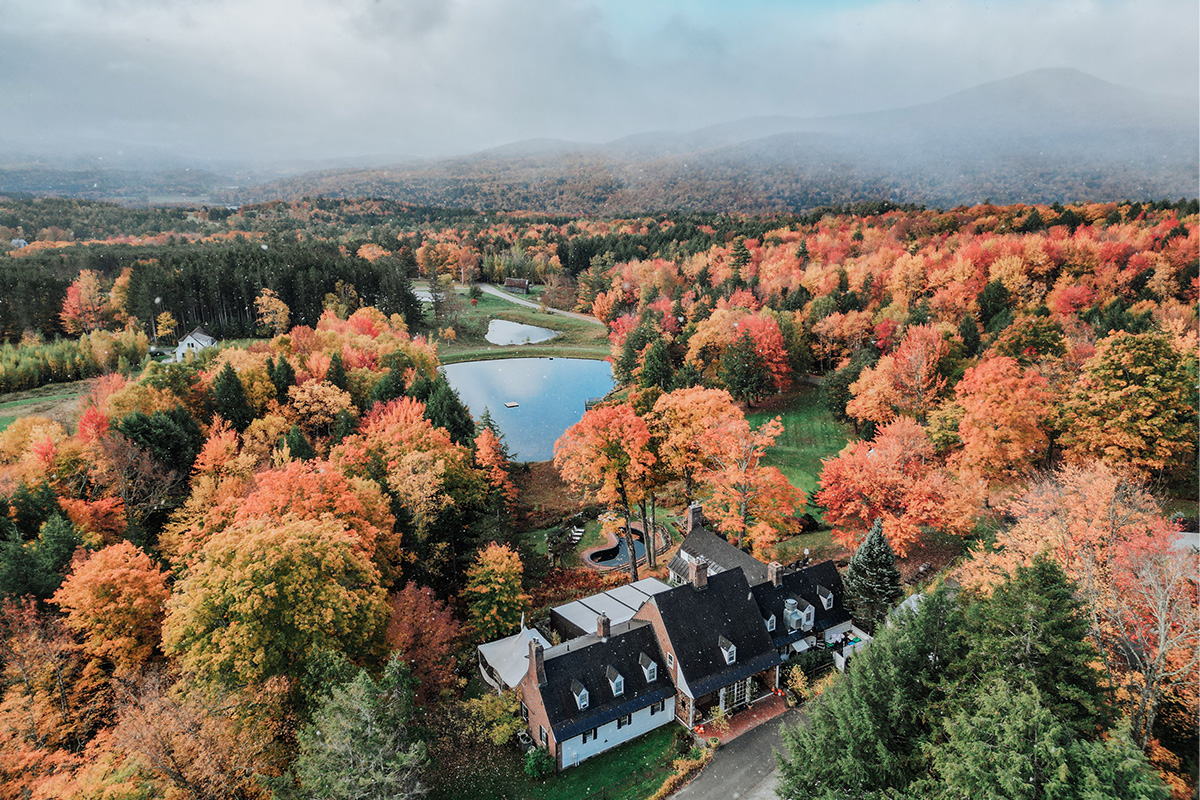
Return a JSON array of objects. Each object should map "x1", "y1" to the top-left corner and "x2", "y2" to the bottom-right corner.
[{"x1": 683, "y1": 666, "x2": 780, "y2": 729}]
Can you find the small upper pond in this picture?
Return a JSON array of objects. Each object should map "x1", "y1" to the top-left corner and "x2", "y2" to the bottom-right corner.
[
  {"x1": 485, "y1": 319, "x2": 559, "y2": 346},
  {"x1": 589, "y1": 535, "x2": 646, "y2": 567},
  {"x1": 441, "y1": 357, "x2": 614, "y2": 462}
]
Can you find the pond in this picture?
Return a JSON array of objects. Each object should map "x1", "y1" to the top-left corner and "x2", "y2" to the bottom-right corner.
[
  {"x1": 484, "y1": 319, "x2": 558, "y2": 346},
  {"x1": 589, "y1": 531, "x2": 647, "y2": 567},
  {"x1": 440, "y1": 357, "x2": 614, "y2": 462}
]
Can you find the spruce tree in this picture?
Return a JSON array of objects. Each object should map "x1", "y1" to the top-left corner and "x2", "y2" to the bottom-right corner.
[
  {"x1": 719, "y1": 329, "x2": 770, "y2": 406},
  {"x1": 842, "y1": 518, "x2": 903, "y2": 632},
  {"x1": 639, "y1": 338, "x2": 674, "y2": 391},
  {"x1": 326, "y1": 351, "x2": 348, "y2": 391},
  {"x1": 210, "y1": 363, "x2": 254, "y2": 431},
  {"x1": 272, "y1": 356, "x2": 296, "y2": 404},
  {"x1": 424, "y1": 380, "x2": 475, "y2": 446},
  {"x1": 284, "y1": 425, "x2": 316, "y2": 461},
  {"x1": 955, "y1": 553, "x2": 1108, "y2": 736},
  {"x1": 958, "y1": 312, "x2": 981, "y2": 357}
]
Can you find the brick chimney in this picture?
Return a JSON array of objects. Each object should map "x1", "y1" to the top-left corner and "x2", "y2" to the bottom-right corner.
[
  {"x1": 689, "y1": 556, "x2": 709, "y2": 591},
  {"x1": 768, "y1": 561, "x2": 783, "y2": 587},
  {"x1": 597, "y1": 614, "x2": 610, "y2": 639},
  {"x1": 529, "y1": 639, "x2": 546, "y2": 687},
  {"x1": 686, "y1": 503, "x2": 704, "y2": 535}
]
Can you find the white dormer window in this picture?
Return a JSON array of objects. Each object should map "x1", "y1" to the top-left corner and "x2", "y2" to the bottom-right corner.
[
  {"x1": 719, "y1": 635, "x2": 736, "y2": 665},
  {"x1": 606, "y1": 666, "x2": 624, "y2": 697},
  {"x1": 640, "y1": 652, "x2": 657, "y2": 683},
  {"x1": 803, "y1": 605, "x2": 815, "y2": 631},
  {"x1": 766, "y1": 614, "x2": 776, "y2": 632},
  {"x1": 817, "y1": 585, "x2": 834, "y2": 611},
  {"x1": 572, "y1": 679, "x2": 589, "y2": 710}
]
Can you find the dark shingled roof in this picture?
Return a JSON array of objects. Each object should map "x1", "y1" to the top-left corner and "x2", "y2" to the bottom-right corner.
[
  {"x1": 750, "y1": 560, "x2": 853, "y2": 649},
  {"x1": 539, "y1": 620, "x2": 674, "y2": 741},
  {"x1": 666, "y1": 528, "x2": 770, "y2": 586},
  {"x1": 649, "y1": 568, "x2": 781, "y2": 696}
]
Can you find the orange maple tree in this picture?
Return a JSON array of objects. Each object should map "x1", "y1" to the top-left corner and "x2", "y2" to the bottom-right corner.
[
  {"x1": 954, "y1": 355, "x2": 1055, "y2": 483},
  {"x1": 817, "y1": 417, "x2": 983, "y2": 556},
  {"x1": 699, "y1": 415, "x2": 803, "y2": 559},
  {"x1": 554, "y1": 403, "x2": 655, "y2": 580},
  {"x1": 51, "y1": 541, "x2": 170, "y2": 673},
  {"x1": 648, "y1": 386, "x2": 745, "y2": 504}
]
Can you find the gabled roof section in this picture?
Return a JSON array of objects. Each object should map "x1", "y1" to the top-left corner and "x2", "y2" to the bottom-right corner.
[
  {"x1": 750, "y1": 560, "x2": 852, "y2": 648},
  {"x1": 550, "y1": 577, "x2": 671, "y2": 639},
  {"x1": 181, "y1": 327, "x2": 217, "y2": 347},
  {"x1": 538, "y1": 620, "x2": 673, "y2": 741},
  {"x1": 477, "y1": 624, "x2": 552, "y2": 691},
  {"x1": 649, "y1": 568, "x2": 780, "y2": 695},
  {"x1": 667, "y1": 528, "x2": 770, "y2": 586}
]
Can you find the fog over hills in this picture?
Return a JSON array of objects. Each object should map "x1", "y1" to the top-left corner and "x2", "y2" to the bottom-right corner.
[{"x1": 2, "y1": 69, "x2": 1195, "y2": 212}]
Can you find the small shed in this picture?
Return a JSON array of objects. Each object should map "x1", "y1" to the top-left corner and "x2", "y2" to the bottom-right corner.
[{"x1": 504, "y1": 277, "x2": 531, "y2": 294}]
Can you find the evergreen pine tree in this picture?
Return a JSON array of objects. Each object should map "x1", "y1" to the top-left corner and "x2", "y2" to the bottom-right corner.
[
  {"x1": 281, "y1": 658, "x2": 426, "y2": 800},
  {"x1": 719, "y1": 329, "x2": 770, "y2": 406},
  {"x1": 958, "y1": 312, "x2": 981, "y2": 357},
  {"x1": 329, "y1": 409, "x2": 358, "y2": 446},
  {"x1": 978, "y1": 279, "x2": 1011, "y2": 329},
  {"x1": 955, "y1": 553, "x2": 1108, "y2": 736},
  {"x1": 369, "y1": 370, "x2": 405, "y2": 409},
  {"x1": 284, "y1": 425, "x2": 316, "y2": 461},
  {"x1": 842, "y1": 518, "x2": 903, "y2": 632},
  {"x1": 639, "y1": 338, "x2": 674, "y2": 390},
  {"x1": 210, "y1": 363, "x2": 254, "y2": 431},
  {"x1": 424, "y1": 380, "x2": 475, "y2": 446},
  {"x1": 326, "y1": 351, "x2": 348, "y2": 391},
  {"x1": 272, "y1": 356, "x2": 296, "y2": 404}
]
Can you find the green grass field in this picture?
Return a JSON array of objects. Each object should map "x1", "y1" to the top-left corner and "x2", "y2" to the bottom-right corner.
[
  {"x1": 0, "y1": 381, "x2": 94, "y2": 433},
  {"x1": 419, "y1": 288, "x2": 610, "y2": 365},
  {"x1": 427, "y1": 725, "x2": 679, "y2": 800},
  {"x1": 747, "y1": 385, "x2": 853, "y2": 501}
]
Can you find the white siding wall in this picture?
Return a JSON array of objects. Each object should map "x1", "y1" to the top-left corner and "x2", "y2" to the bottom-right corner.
[{"x1": 558, "y1": 698, "x2": 675, "y2": 769}]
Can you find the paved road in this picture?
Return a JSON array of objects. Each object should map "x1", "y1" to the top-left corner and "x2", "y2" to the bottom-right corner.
[
  {"x1": 671, "y1": 710, "x2": 801, "y2": 800},
  {"x1": 477, "y1": 283, "x2": 604, "y2": 326}
]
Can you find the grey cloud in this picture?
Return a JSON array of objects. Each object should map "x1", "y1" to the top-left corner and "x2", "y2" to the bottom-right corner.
[{"x1": 0, "y1": 0, "x2": 1194, "y2": 166}]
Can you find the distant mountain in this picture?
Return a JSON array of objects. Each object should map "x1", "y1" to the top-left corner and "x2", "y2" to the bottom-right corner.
[{"x1": 3, "y1": 69, "x2": 1195, "y2": 212}]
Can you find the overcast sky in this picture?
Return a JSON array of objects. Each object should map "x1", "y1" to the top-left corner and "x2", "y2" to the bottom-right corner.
[{"x1": 2, "y1": 0, "x2": 1196, "y2": 167}]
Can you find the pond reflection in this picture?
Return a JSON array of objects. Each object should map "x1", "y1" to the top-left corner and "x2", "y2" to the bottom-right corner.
[{"x1": 440, "y1": 358, "x2": 613, "y2": 461}]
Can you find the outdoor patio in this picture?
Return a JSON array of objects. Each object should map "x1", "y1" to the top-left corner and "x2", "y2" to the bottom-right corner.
[{"x1": 693, "y1": 692, "x2": 791, "y2": 746}]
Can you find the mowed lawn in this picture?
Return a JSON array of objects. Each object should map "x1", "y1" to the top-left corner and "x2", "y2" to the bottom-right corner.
[
  {"x1": 427, "y1": 725, "x2": 679, "y2": 800},
  {"x1": 746, "y1": 385, "x2": 853, "y2": 501}
]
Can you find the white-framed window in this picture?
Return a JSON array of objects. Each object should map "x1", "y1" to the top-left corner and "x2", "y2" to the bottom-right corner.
[
  {"x1": 582, "y1": 727, "x2": 598, "y2": 744},
  {"x1": 616, "y1": 714, "x2": 632, "y2": 729},
  {"x1": 640, "y1": 652, "x2": 657, "y2": 683},
  {"x1": 573, "y1": 680, "x2": 589, "y2": 710},
  {"x1": 607, "y1": 666, "x2": 624, "y2": 697},
  {"x1": 539, "y1": 725, "x2": 548, "y2": 746},
  {"x1": 520, "y1": 701, "x2": 529, "y2": 721},
  {"x1": 650, "y1": 700, "x2": 665, "y2": 715},
  {"x1": 719, "y1": 636, "x2": 736, "y2": 665},
  {"x1": 666, "y1": 652, "x2": 675, "y2": 671},
  {"x1": 766, "y1": 614, "x2": 776, "y2": 632}
]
